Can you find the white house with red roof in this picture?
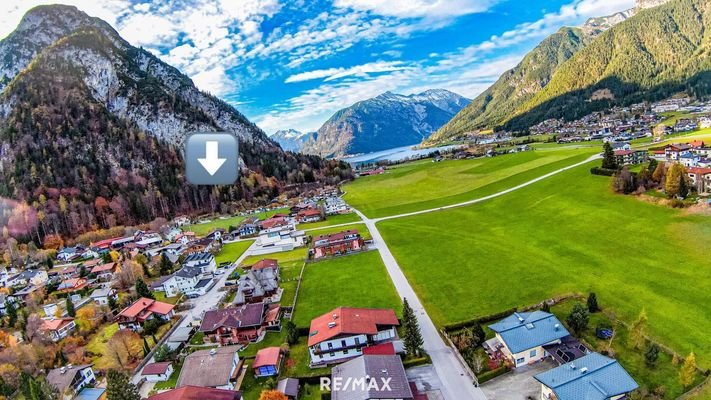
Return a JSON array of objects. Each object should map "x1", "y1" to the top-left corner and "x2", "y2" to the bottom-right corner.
[
  {"x1": 116, "y1": 297, "x2": 175, "y2": 331},
  {"x1": 40, "y1": 317, "x2": 76, "y2": 342},
  {"x1": 307, "y1": 307, "x2": 399, "y2": 366},
  {"x1": 142, "y1": 361, "x2": 174, "y2": 382},
  {"x1": 311, "y1": 230, "x2": 365, "y2": 259},
  {"x1": 688, "y1": 167, "x2": 711, "y2": 193}
]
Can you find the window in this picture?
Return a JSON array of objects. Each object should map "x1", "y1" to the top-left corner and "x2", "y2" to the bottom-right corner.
[
  {"x1": 354, "y1": 337, "x2": 360, "y2": 346},
  {"x1": 329, "y1": 352, "x2": 335, "y2": 357},
  {"x1": 530, "y1": 349, "x2": 537, "y2": 358},
  {"x1": 343, "y1": 349, "x2": 348, "y2": 355},
  {"x1": 341, "y1": 340, "x2": 347, "y2": 347},
  {"x1": 516, "y1": 357, "x2": 525, "y2": 365},
  {"x1": 327, "y1": 342, "x2": 333, "y2": 349}
]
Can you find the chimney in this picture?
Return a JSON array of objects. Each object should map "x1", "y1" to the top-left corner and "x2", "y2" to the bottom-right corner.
[{"x1": 581, "y1": 367, "x2": 588, "y2": 374}]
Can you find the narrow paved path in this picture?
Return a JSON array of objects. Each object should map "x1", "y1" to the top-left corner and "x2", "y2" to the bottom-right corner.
[{"x1": 349, "y1": 154, "x2": 601, "y2": 400}]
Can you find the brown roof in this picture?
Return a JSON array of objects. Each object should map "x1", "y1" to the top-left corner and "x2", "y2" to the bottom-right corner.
[
  {"x1": 177, "y1": 347, "x2": 240, "y2": 388},
  {"x1": 149, "y1": 386, "x2": 241, "y2": 400},
  {"x1": 308, "y1": 307, "x2": 399, "y2": 347},
  {"x1": 199, "y1": 303, "x2": 266, "y2": 332},
  {"x1": 250, "y1": 259, "x2": 278, "y2": 270},
  {"x1": 253, "y1": 347, "x2": 281, "y2": 369},
  {"x1": 142, "y1": 362, "x2": 172, "y2": 375},
  {"x1": 91, "y1": 262, "x2": 116, "y2": 274}
]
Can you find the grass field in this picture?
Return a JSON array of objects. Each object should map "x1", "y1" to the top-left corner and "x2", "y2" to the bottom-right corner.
[
  {"x1": 86, "y1": 323, "x2": 119, "y2": 370},
  {"x1": 215, "y1": 240, "x2": 253, "y2": 265},
  {"x1": 306, "y1": 223, "x2": 372, "y2": 241},
  {"x1": 297, "y1": 212, "x2": 361, "y2": 230},
  {"x1": 343, "y1": 148, "x2": 596, "y2": 218},
  {"x1": 376, "y1": 161, "x2": 711, "y2": 368},
  {"x1": 292, "y1": 250, "x2": 402, "y2": 328}
]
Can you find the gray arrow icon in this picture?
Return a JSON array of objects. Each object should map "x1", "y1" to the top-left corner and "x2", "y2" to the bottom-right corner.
[{"x1": 186, "y1": 132, "x2": 238, "y2": 185}]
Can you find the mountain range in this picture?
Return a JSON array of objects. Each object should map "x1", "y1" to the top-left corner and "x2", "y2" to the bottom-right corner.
[
  {"x1": 0, "y1": 5, "x2": 350, "y2": 240},
  {"x1": 301, "y1": 89, "x2": 469, "y2": 157},
  {"x1": 429, "y1": 0, "x2": 681, "y2": 142},
  {"x1": 270, "y1": 129, "x2": 317, "y2": 152}
]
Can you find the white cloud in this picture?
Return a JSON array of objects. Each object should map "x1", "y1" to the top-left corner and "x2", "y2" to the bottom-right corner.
[
  {"x1": 333, "y1": 0, "x2": 497, "y2": 18},
  {"x1": 118, "y1": 12, "x2": 179, "y2": 47},
  {"x1": 285, "y1": 61, "x2": 409, "y2": 83},
  {"x1": 191, "y1": 65, "x2": 235, "y2": 96}
]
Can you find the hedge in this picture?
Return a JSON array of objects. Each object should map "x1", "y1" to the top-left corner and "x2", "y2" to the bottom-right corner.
[
  {"x1": 402, "y1": 356, "x2": 431, "y2": 368},
  {"x1": 477, "y1": 366, "x2": 510, "y2": 384},
  {"x1": 590, "y1": 167, "x2": 618, "y2": 176},
  {"x1": 443, "y1": 308, "x2": 517, "y2": 332}
]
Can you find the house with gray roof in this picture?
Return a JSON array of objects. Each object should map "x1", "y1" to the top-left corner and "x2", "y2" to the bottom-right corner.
[
  {"x1": 151, "y1": 266, "x2": 212, "y2": 297},
  {"x1": 176, "y1": 346, "x2": 242, "y2": 390},
  {"x1": 534, "y1": 352, "x2": 638, "y2": 400},
  {"x1": 488, "y1": 311, "x2": 570, "y2": 368},
  {"x1": 330, "y1": 355, "x2": 413, "y2": 400},
  {"x1": 46, "y1": 364, "x2": 96, "y2": 398},
  {"x1": 233, "y1": 267, "x2": 280, "y2": 305}
]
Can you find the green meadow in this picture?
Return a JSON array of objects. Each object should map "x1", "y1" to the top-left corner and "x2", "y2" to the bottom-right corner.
[
  {"x1": 292, "y1": 250, "x2": 401, "y2": 329},
  {"x1": 375, "y1": 161, "x2": 711, "y2": 368},
  {"x1": 343, "y1": 148, "x2": 596, "y2": 218},
  {"x1": 215, "y1": 240, "x2": 253, "y2": 265}
]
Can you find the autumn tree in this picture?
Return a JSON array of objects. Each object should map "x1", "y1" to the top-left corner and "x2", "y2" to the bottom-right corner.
[
  {"x1": 665, "y1": 163, "x2": 689, "y2": 198},
  {"x1": 679, "y1": 352, "x2": 697, "y2": 388},
  {"x1": 628, "y1": 309, "x2": 648, "y2": 350},
  {"x1": 258, "y1": 390, "x2": 288, "y2": 400},
  {"x1": 106, "y1": 330, "x2": 142, "y2": 369},
  {"x1": 75, "y1": 304, "x2": 100, "y2": 334},
  {"x1": 652, "y1": 161, "x2": 666, "y2": 184}
]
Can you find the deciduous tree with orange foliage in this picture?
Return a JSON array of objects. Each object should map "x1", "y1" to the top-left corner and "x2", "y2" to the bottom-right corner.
[{"x1": 258, "y1": 390, "x2": 287, "y2": 400}]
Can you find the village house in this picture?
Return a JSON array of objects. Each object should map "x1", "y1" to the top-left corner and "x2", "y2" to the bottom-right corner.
[
  {"x1": 234, "y1": 260, "x2": 280, "y2": 305},
  {"x1": 57, "y1": 278, "x2": 89, "y2": 293},
  {"x1": 116, "y1": 297, "x2": 175, "y2": 331},
  {"x1": 90, "y1": 262, "x2": 118, "y2": 281},
  {"x1": 151, "y1": 266, "x2": 212, "y2": 298},
  {"x1": 311, "y1": 230, "x2": 365, "y2": 259},
  {"x1": 183, "y1": 252, "x2": 216, "y2": 274},
  {"x1": 6, "y1": 268, "x2": 48, "y2": 288},
  {"x1": 199, "y1": 303, "x2": 281, "y2": 345},
  {"x1": 665, "y1": 144, "x2": 693, "y2": 160},
  {"x1": 308, "y1": 307, "x2": 400, "y2": 366},
  {"x1": 486, "y1": 311, "x2": 570, "y2": 368},
  {"x1": 89, "y1": 287, "x2": 117, "y2": 306},
  {"x1": 276, "y1": 378, "x2": 299, "y2": 400},
  {"x1": 613, "y1": 149, "x2": 648, "y2": 166},
  {"x1": 296, "y1": 208, "x2": 323, "y2": 224},
  {"x1": 330, "y1": 355, "x2": 414, "y2": 400},
  {"x1": 252, "y1": 221, "x2": 305, "y2": 255},
  {"x1": 47, "y1": 364, "x2": 96, "y2": 399},
  {"x1": 148, "y1": 386, "x2": 242, "y2": 400},
  {"x1": 688, "y1": 167, "x2": 711, "y2": 193},
  {"x1": 325, "y1": 197, "x2": 349, "y2": 215},
  {"x1": 534, "y1": 352, "x2": 638, "y2": 400},
  {"x1": 142, "y1": 362, "x2": 174, "y2": 382},
  {"x1": 57, "y1": 246, "x2": 85, "y2": 262},
  {"x1": 41, "y1": 317, "x2": 76, "y2": 342},
  {"x1": 176, "y1": 346, "x2": 243, "y2": 390},
  {"x1": 253, "y1": 347, "x2": 283, "y2": 377},
  {"x1": 236, "y1": 218, "x2": 259, "y2": 238}
]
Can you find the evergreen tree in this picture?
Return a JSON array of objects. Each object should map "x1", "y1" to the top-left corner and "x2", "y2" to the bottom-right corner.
[
  {"x1": 135, "y1": 278, "x2": 154, "y2": 299},
  {"x1": 566, "y1": 303, "x2": 589, "y2": 334},
  {"x1": 4, "y1": 301, "x2": 17, "y2": 327},
  {"x1": 20, "y1": 373, "x2": 55, "y2": 400},
  {"x1": 79, "y1": 265, "x2": 87, "y2": 278},
  {"x1": 402, "y1": 298, "x2": 424, "y2": 357},
  {"x1": 602, "y1": 142, "x2": 618, "y2": 170},
  {"x1": 645, "y1": 343, "x2": 659, "y2": 367},
  {"x1": 159, "y1": 253, "x2": 172, "y2": 275},
  {"x1": 285, "y1": 320, "x2": 299, "y2": 345},
  {"x1": 587, "y1": 293, "x2": 600, "y2": 313},
  {"x1": 106, "y1": 370, "x2": 140, "y2": 400},
  {"x1": 66, "y1": 297, "x2": 76, "y2": 317},
  {"x1": 472, "y1": 322, "x2": 486, "y2": 348},
  {"x1": 102, "y1": 252, "x2": 112, "y2": 264},
  {"x1": 108, "y1": 295, "x2": 118, "y2": 310}
]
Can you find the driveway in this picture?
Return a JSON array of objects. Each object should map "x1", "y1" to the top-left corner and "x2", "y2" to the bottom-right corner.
[
  {"x1": 480, "y1": 359, "x2": 556, "y2": 400},
  {"x1": 406, "y1": 365, "x2": 444, "y2": 400}
]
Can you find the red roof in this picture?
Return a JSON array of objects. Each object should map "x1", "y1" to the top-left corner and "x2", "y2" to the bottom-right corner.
[
  {"x1": 250, "y1": 259, "x2": 278, "y2": 270},
  {"x1": 688, "y1": 167, "x2": 711, "y2": 175},
  {"x1": 313, "y1": 229, "x2": 360, "y2": 246},
  {"x1": 298, "y1": 209, "x2": 321, "y2": 217},
  {"x1": 142, "y1": 362, "x2": 172, "y2": 375},
  {"x1": 690, "y1": 140, "x2": 705, "y2": 148},
  {"x1": 363, "y1": 342, "x2": 396, "y2": 355},
  {"x1": 613, "y1": 150, "x2": 636, "y2": 156},
  {"x1": 41, "y1": 317, "x2": 74, "y2": 331},
  {"x1": 308, "y1": 307, "x2": 399, "y2": 347},
  {"x1": 253, "y1": 347, "x2": 281, "y2": 369},
  {"x1": 148, "y1": 386, "x2": 241, "y2": 400},
  {"x1": 92, "y1": 237, "x2": 122, "y2": 249},
  {"x1": 118, "y1": 297, "x2": 175, "y2": 319},
  {"x1": 91, "y1": 262, "x2": 116, "y2": 274}
]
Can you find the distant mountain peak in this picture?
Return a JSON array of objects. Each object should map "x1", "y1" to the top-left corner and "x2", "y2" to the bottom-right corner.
[{"x1": 301, "y1": 89, "x2": 470, "y2": 157}]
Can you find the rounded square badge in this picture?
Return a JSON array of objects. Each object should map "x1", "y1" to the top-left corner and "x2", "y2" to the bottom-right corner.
[{"x1": 185, "y1": 132, "x2": 239, "y2": 185}]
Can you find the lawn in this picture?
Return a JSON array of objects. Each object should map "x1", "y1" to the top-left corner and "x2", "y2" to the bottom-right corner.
[
  {"x1": 153, "y1": 291, "x2": 181, "y2": 304},
  {"x1": 215, "y1": 240, "x2": 254, "y2": 265},
  {"x1": 343, "y1": 148, "x2": 596, "y2": 218},
  {"x1": 153, "y1": 363, "x2": 182, "y2": 390},
  {"x1": 550, "y1": 300, "x2": 704, "y2": 399},
  {"x1": 292, "y1": 250, "x2": 402, "y2": 328},
  {"x1": 297, "y1": 212, "x2": 362, "y2": 230},
  {"x1": 306, "y1": 223, "x2": 372, "y2": 241},
  {"x1": 86, "y1": 323, "x2": 119, "y2": 370},
  {"x1": 377, "y1": 161, "x2": 711, "y2": 369}
]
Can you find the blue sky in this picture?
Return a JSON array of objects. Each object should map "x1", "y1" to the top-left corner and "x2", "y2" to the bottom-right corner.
[{"x1": 2, "y1": 0, "x2": 635, "y2": 134}]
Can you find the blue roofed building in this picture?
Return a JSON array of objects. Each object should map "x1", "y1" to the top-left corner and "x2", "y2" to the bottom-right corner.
[
  {"x1": 487, "y1": 311, "x2": 570, "y2": 367},
  {"x1": 534, "y1": 352, "x2": 638, "y2": 400}
]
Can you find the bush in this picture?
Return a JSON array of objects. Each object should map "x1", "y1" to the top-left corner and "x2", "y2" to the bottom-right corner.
[
  {"x1": 477, "y1": 366, "x2": 510, "y2": 383},
  {"x1": 402, "y1": 356, "x2": 430, "y2": 368}
]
